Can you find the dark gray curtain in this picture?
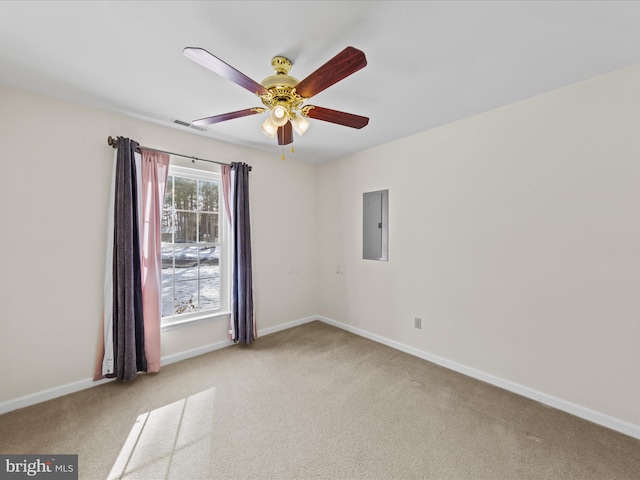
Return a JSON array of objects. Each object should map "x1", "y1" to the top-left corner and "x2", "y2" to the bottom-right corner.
[
  {"x1": 112, "y1": 137, "x2": 147, "y2": 380},
  {"x1": 231, "y1": 162, "x2": 255, "y2": 344}
]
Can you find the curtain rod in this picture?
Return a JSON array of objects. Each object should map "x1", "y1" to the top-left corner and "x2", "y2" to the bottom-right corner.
[{"x1": 107, "y1": 136, "x2": 251, "y2": 170}]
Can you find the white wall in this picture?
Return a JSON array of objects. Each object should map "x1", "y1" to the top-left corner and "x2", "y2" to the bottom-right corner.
[
  {"x1": 317, "y1": 64, "x2": 640, "y2": 428},
  {"x1": 0, "y1": 85, "x2": 318, "y2": 405},
  {"x1": 2, "y1": 62, "x2": 640, "y2": 437}
]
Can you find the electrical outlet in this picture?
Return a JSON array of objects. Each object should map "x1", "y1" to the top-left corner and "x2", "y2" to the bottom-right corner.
[{"x1": 414, "y1": 317, "x2": 422, "y2": 329}]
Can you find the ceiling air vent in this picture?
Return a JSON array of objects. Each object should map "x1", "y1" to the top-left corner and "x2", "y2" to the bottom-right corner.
[{"x1": 172, "y1": 119, "x2": 207, "y2": 132}]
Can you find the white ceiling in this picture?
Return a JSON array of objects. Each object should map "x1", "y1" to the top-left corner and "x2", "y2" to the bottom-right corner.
[{"x1": 1, "y1": 1, "x2": 640, "y2": 163}]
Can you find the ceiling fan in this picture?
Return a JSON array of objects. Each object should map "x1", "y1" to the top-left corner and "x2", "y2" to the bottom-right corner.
[{"x1": 183, "y1": 46, "x2": 369, "y2": 147}]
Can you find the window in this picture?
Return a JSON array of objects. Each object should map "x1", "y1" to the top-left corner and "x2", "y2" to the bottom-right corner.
[{"x1": 161, "y1": 165, "x2": 228, "y2": 324}]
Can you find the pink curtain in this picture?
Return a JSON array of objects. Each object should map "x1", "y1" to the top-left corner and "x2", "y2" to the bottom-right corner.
[
  {"x1": 221, "y1": 165, "x2": 232, "y2": 226},
  {"x1": 140, "y1": 150, "x2": 170, "y2": 373}
]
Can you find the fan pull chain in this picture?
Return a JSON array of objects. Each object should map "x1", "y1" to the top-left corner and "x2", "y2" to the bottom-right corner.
[{"x1": 280, "y1": 146, "x2": 295, "y2": 161}]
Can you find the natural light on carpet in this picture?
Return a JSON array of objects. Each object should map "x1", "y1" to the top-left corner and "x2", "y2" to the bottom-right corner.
[{"x1": 107, "y1": 387, "x2": 216, "y2": 479}]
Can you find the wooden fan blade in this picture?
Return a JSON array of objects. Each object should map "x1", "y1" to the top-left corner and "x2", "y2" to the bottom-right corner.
[
  {"x1": 183, "y1": 47, "x2": 269, "y2": 96},
  {"x1": 294, "y1": 47, "x2": 367, "y2": 99},
  {"x1": 305, "y1": 106, "x2": 369, "y2": 129},
  {"x1": 192, "y1": 108, "x2": 264, "y2": 127},
  {"x1": 277, "y1": 122, "x2": 293, "y2": 145}
]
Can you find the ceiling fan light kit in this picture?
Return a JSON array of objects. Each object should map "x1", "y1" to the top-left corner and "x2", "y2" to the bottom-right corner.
[{"x1": 183, "y1": 46, "x2": 369, "y2": 151}]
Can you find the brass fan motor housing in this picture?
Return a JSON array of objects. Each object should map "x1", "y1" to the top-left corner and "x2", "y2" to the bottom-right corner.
[{"x1": 260, "y1": 56, "x2": 305, "y2": 114}]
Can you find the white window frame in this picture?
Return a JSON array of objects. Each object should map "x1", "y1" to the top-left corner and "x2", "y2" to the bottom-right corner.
[{"x1": 161, "y1": 164, "x2": 230, "y2": 329}]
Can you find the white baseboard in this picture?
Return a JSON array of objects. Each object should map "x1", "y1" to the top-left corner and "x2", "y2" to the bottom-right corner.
[
  {"x1": 257, "y1": 315, "x2": 318, "y2": 337},
  {"x1": 160, "y1": 338, "x2": 234, "y2": 366},
  {"x1": 0, "y1": 315, "x2": 318, "y2": 416},
  {"x1": 0, "y1": 339, "x2": 237, "y2": 416},
  {"x1": 4, "y1": 313, "x2": 638, "y2": 442},
  {"x1": 0, "y1": 376, "x2": 115, "y2": 416},
  {"x1": 315, "y1": 315, "x2": 640, "y2": 441},
  {"x1": 161, "y1": 315, "x2": 318, "y2": 366}
]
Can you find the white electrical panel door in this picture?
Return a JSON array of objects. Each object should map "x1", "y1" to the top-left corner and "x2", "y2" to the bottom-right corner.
[{"x1": 363, "y1": 189, "x2": 388, "y2": 261}]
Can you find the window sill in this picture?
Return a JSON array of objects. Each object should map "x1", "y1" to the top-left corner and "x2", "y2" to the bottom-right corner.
[{"x1": 161, "y1": 310, "x2": 230, "y2": 332}]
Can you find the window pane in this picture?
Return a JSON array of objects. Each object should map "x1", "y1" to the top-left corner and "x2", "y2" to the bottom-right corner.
[
  {"x1": 174, "y1": 177, "x2": 197, "y2": 210},
  {"x1": 161, "y1": 247, "x2": 174, "y2": 318},
  {"x1": 174, "y1": 212, "x2": 197, "y2": 243},
  {"x1": 164, "y1": 176, "x2": 173, "y2": 209},
  {"x1": 161, "y1": 246, "x2": 174, "y2": 273},
  {"x1": 161, "y1": 208, "x2": 174, "y2": 243},
  {"x1": 162, "y1": 176, "x2": 175, "y2": 243},
  {"x1": 174, "y1": 280, "x2": 198, "y2": 315},
  {"x1": 174, "y1": 246, "x2": 198, "y2": 281},
  {"x1": 199, "y1": 180, "x2": 219, "y2": 212},
  {"x1": 162, "y1": 283, "x2": 174, "y2": 318},
  {"x1": 200, "y1": 277, "x2": 219, "y2": 311},
  {"x1": 199, "y1": 213, "x2": 219, "y2": 243},
  {"x1": 199, "y1": 246, "x2": 219, "y2": 277}
]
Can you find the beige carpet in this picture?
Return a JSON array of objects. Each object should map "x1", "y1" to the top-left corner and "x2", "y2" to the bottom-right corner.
[{"x1": 1, "y1": 321, "x2": 639, "y2": 479}]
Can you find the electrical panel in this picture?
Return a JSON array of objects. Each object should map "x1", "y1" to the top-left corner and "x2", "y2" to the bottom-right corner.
[{"x1": 363, "y1": 189, "x2": 388, "y2": 261}]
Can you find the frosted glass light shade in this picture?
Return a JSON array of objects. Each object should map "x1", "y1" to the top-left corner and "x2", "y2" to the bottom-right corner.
[
  {"x1": 292, "y1": 115, "x2": 310, "y2": 136},
  {"x1": 270, "y1": 105, "x2": 289, "y2": 126},
  {"x1": 261, "y1": 117, "x2": 277, "y2": 138}
]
